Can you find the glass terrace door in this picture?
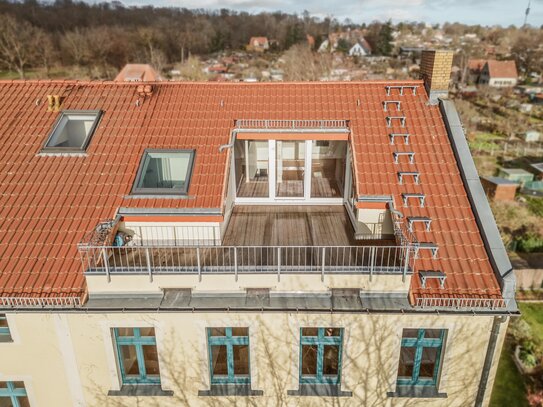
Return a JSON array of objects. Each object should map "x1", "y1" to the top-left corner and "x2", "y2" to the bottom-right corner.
[{"x1": 276, "y1": 140, "x2": 306, "y2": 198}]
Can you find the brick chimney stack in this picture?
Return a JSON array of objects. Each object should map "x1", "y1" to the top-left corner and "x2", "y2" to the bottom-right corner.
[{"x1": 420, "y1": 49, "x2": 454, "y2": 103}]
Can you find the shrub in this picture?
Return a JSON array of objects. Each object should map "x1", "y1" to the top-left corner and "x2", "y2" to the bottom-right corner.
[
  {"x1": 510, "y1": 318, "x2": 534, "y2": 343},
  {"x1": 517, "y1": 233, "x2": 543, "y2": 253}
]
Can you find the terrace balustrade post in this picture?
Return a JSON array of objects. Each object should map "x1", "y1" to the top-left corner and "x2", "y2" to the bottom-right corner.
[
  {"x1": 321, "y1": 247, "x2": 326, "y2": 282},
  {"x1": 277, "y1": 247, "x2": 281, "y2": 282},
  {"x1": 369, "y1": 246, "x2": 375, "y2": 282},
  {"x1": 402, "y1": 245, "x2": 411, "y2": 283},
  {"x1": 197, "y1": 247, "x2": 202, "y2": 282},
  {"x1": 145, "y1": 248, "x2": 152, "y2": 282},
  {"x1": 234, "y1": 247, "x2": 238, "y2": 282},
  {"x1": 101, "y1": 247, "x2": 110, "y2": 283}
]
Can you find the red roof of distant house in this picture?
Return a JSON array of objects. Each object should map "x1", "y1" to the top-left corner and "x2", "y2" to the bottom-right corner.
[
  {"x1": 468, "y1": 59, "x2": 486, "y2": 72},
  {"x1": 485, "y1": 60, "x2": 518, "y2": 79},
  {"x1": 114, "y1": 64, "x2": 161, "y2": 82},
  {"x1": 0, "y1": 80, "x2": 502, "y2": 304}
]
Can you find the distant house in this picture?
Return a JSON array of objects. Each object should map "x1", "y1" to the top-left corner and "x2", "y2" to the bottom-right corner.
[
  {"x1": 480, "y1": 176, "x2": 518, "y2": 202},
  {"x1": 478, "y1": 60, "x2": 518, "y2": 87},
  {"x1": 498, "y1": 168, "x2": 534, "y2": 185},
  {"x1": 523, "y1": 130, "x2": 541, "y2": 143},
  {"x1": 530, "y1": 163, "x2": 543, "y2": 180},
  {"x1": 348, "y1": 39, "x2": 372, "y2": 57},
  {"x1": 114, "y1": 64, "x2": 161, "y2": 82},
  {"x1": 467, "y1": 59, "x2": 486, "y2": 83},
  {"x1": 247, "y1": 37, "x2": 269, "y2": 52}
]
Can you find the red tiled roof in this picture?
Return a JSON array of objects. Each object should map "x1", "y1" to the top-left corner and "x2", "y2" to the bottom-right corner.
[
  {"x1": 468, "y1": 59, "x2": 486, "y2": 72},
  {"x1": 0, "y1": 80, "x2": 502, "y2": 303},
  {"x1": 114, "y1": 64, "x2": 161, "y2": 82},
  {"x1": 485, "y1": 60, "x2": 518, "y2": 79}
]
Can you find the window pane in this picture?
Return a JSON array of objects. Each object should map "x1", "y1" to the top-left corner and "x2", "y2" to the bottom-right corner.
[
  {"x1": 12, "y1": 382, "x2": 25, "y2": 390},
  {"x1": 137, "y1": 151, "x2": 192, "y2": 190},
  {"x1": 235, "y1": 140, "x2": 269, "y2": 198},
  {"x1": 301, "y1": 328, "x2": 318, "y2": 337},
  {"x1": 324, "y1": 328, "x2": 341, "y2": 337},
  {"x1": 323, "y1": 345, "x2": 340, "y2": 376},
  {"x1": 142, "y1": 345, "x2": 160, "y2": 376},
  {"x1": 0, "y1": 399, "x2": 12, "y2": 407},
  {"x1": 116, "y1": 328, "x2": 134, "y2": 337},
  {"x1": 424, "y1": 329, "x2": 442, "y2": 339},
  {"x1": 46, "y1": 112, "x2": 98, "y2": 149},
  {"x1": 397, "y1": 346, "x2": 416, "y2": 379},
  {"x1": 209, "y1": 328, "x2": 226, "y2": 337},
  {"x1": 402, "y1": 329, "x2": 419, "y2": 339},
  {"x1": 276, "y1": 140, "x2": 305, "y2": 198},
  {"x1": 233, "y1": 344, "x2": 250, "y2": 375},
  {"x1": 139, "y1": 327, "x2": 155, "y2": 337},
  {"x1": 311, "y1": 140, "x2": 346, "y2": 198},
  {"x1": 301, "y1": 344, "x2": 318, "y2": 376},
  {"x1": 0, "y1": 382, "x2": 6, "y2": 389},
  {"x1": 211, "y1": 345, "x2": 228, "y2": 376},
  {"x1": 19, "y1": 397, "x2": 31, "y2": 407},
  {"x1": 0, "y1": 316, "x2": 7, "y2": 328},
  {"x1": 232, "y1": 327, "x2": 248, "y2": 337},
  {"x1": 419, "y1": 347, "x2": 439, "y2": 380},
  {"x1": 120, "y1": 345, "x2": 140, "y2": 377}
]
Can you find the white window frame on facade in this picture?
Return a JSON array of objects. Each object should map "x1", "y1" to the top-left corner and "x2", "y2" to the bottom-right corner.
[{"x1": 233, "y1": 139, "x2": 350, "y2": 205}]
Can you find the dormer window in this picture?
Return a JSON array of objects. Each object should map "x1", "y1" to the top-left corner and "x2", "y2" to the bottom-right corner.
[
  {"x1": 132, "y1": 149, "x2": 195, "y2": 195},
  {"x1": 42, "y1": 110, "x2": 102, "y2": 153}
]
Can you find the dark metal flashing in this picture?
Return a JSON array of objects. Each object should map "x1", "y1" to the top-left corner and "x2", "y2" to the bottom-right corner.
[
  {"x1": 287, "y1": 384, "x2": 352, "y2": 397},
  {"x1": 108, "y1": 385, "x2": 174, "y2": 397},
  {"x1": 118, "y1": 207, "x2": 223, "y2": 216},
  {"x1": 387, "y1": 386, "x2": 447, "y2": 398},
  {"x1": 198, "y1": 385, "x2": 263, "y2": 397},
  {"x1": 439, "y1": 99, "x2": 517, "y2": 313}
]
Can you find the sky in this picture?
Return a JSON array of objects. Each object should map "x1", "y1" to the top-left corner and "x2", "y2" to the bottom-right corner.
[{"x1": 107, "y1": 0, "x2": 543, "y2": 27}]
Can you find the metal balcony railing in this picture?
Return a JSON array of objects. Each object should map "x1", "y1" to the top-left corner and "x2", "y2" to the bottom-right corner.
[
  {"x1": 415, "y1": 297, "x2": 508, "y2": 310},
  {"x1": 79, "y1": 244, "x2": 414, "y2": 282}
]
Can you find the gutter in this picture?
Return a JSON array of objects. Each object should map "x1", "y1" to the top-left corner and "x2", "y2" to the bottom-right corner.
[{"x1": 439, "y1": 99, "x2": 517, "y2": 313}]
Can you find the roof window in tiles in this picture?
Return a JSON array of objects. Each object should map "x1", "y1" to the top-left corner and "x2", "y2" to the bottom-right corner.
[
  {"x1": 132, "y1": 149, "x2": 195, "y2": 195},
  {"x1": 43, "y1": 110, "x2": 102, "y2": 153}
]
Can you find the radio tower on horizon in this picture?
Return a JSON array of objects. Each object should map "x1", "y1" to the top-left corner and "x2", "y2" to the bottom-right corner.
[{"x1": 523, "y1": 0, "x2": 531, "y2": 27}]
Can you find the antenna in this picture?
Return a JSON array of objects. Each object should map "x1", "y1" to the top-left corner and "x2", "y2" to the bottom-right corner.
[{"x1": 523, "y1": 0, "x2": 531, "y2": 27}]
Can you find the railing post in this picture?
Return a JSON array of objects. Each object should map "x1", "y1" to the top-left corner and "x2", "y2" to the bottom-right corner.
[
  {"x1": 402, "y1": 246, "x2": 411, "y2": 283},
  {"x1": 145, "y1": 248, "x2": 152, "y2": 282},
  {"x1": 369, "y1": 246, "x2": 375, "y2": 282},
  {"x1": 196, "y1": 247, "x2": 202, "y2": 282},
  {"x1": 321, "y1": 247, "x2": 326, "y2": 282},
  {"x1": 277, "y1": 247, "x2": 281, "y2": 282},
  {"x1": 234, "y1": 247, "x2": 238, "y2": 282},
  {"x1": 101, "y1": 247, "x2": 110, "y2": 283}
]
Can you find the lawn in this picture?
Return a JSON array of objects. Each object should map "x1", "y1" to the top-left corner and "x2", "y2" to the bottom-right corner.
[{"x1": 490, "y1": 302, "x2": 543, "y2": 407}]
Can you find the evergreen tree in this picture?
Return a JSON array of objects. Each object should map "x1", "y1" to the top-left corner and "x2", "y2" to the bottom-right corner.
[{"x1": 376, "y1": 20, "x2": 393, "y2": 56}]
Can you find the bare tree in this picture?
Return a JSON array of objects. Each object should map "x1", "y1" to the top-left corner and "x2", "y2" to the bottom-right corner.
[{"x1": 0, "y1": 14, "x2": 43, "y2": 78}]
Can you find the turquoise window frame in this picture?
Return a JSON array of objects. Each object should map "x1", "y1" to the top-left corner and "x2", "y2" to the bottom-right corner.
[
  {"x1": 114, "y1": 328, "x2": 160, "y2": 385},
  {"x1": 207, "y1": 327, "x2": 250, "y2": 385},
  {"x1": 0, "y1": 381, "x2": 28, "y2": 407},
  {"x1": 396, "y1": 329, "x2": 446, "y2": 387},
  {"x1": 299, "y1": 328, "x2": 344, "y2": 385},
  {"x1": 0, "y1": 314, "x2": 10, "y2": 337}
]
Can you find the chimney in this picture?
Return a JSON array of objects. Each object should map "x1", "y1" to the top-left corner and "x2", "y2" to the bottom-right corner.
[{"x1": 420, "y1": 49, "x2": 453, "y2": 103}]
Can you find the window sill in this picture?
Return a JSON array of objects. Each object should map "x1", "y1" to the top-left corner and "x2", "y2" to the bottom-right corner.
[
  {"x1": 287, "y1": 384, "x2": 352, "y2": 397},
  {"x1": 108, "y1": 385, "x2": 173, "y2": 397},
  {"x1": 387, "y1": 385, "x2": 447, "y2": 398},
  {"x1": 198, "y1": 384, "x2": 263, "y2": 397}
]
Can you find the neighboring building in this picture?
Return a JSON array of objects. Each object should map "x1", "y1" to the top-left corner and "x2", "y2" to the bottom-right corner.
[
  {"x1": 498, "y1": 168, "x2": 535, "y2": 185},
  {"x1": 115, "y1": 64, "x2": 162, "y2": 82},
  {"x1": 523, "y1": 130, "x2": 541, "y2": 143},
  {"x1": 348, "y1": 39, "x2": 372, "y2": 57},
  {"x1": 480, "y1": 176, "x2": 519, "y2": 201},
  {"x1": 0, "y1": 50, "x2": 516, "y2": 407},
  {"x1": 467, "y1": 59, "x2": 486, "y2": 83},
  {"x1": 246, "y1": 37, "x2": 269, "y2": 52},
  {"x1": 478, "y1": 60, "x2": 518, "y2": 87},
  {"x1": 530, "y1": 162, "x2": 543, "y2": 180}
]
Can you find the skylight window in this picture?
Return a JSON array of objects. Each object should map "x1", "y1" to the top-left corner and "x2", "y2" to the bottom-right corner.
[
  {"x1": 132, "y1": 149, "x2": 195, "y2": 195},
  {"x1": 43, "y1": 110, "x2": 101, "y2": 152}
]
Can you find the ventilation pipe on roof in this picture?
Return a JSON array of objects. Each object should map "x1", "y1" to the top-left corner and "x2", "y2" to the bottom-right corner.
[{"x1": 47, "y1": 95, "x2": 61, "y2": 112}]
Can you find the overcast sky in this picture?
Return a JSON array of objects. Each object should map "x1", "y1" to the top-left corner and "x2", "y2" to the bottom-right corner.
[{"x1": 108, "y1": 0, "x2": 542, "y2": 27}]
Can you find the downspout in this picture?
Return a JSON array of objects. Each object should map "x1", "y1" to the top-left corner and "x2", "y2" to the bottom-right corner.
[{"x1": 475, "y1": 315, "x2": 507, "y2": 407}]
